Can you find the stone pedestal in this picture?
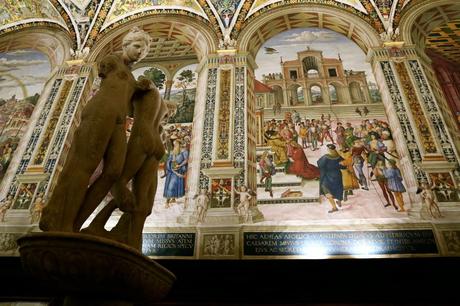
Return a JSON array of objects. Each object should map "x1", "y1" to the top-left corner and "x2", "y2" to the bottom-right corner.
[
  {"x1": 201, "y1": 167, "x2": 241, "y2": 225},
  {"x1": 17, "y1": 232, "x2": 175, "y2": 306},
  {"x1": 204, "y1": 207, "x2": 240, "y2": 224}
]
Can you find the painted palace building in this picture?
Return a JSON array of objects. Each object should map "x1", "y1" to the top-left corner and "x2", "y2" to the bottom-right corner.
[{"x1": 0, "y1": 0, "x2": 460, "y2": 261}]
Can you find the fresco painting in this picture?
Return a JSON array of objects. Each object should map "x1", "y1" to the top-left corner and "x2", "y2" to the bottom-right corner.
[
  {"x1": 106, "y1": 0, "x2": 206, "y2": 25},
  {"x1": 429, "y1": 173, "x2": 459, "y2": 202},
  {"x1": 12, "y1": 183, "x2": 37, "y2": 209},
  {"x1": 131, "y1": 65, "x2": 197, "y2": 223},
  {"x1": 0, "y1": 0, "x2": 458, "y2": 262},
  {"x1": 254, "y1": 28, "x2": 408, "y2": 222},
  {"x1": 0, "y1": 50, "x2": 51, "y2": 185},
  {"x1": 0, "y1": 0, "x2": 65, "y2": 28},
  {"x1": 247, "y1": 0, "x2": 367, "y2": 17}
]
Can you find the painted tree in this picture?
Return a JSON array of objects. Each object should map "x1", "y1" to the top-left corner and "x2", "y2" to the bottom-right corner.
[
  {"x1": 176, "y1": 69, "x2": 196, "y2": 104},
  {"x1": 142, "y1": 67, "x2": 166, "y2": 90}
]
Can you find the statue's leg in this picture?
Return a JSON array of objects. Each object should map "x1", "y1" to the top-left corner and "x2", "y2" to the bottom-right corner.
[
  {"x1": 111, "y1": 156, "x2": 158, "y2": 250},
  {"x1": 74, "y1": 125, "x2": 127, "y2": 231},
  {"x1": 111, "y1": 137, "x2": 147, "y2": 212},
  {"x1": 80, "y1": 199, "x2": 117, "y2": 235},
  {"x1": 40, "y1": 144, "x2": 103, "y2": 232},
  {"x1": 40, "y1": 178, "x2": 88, "y2": 232}
]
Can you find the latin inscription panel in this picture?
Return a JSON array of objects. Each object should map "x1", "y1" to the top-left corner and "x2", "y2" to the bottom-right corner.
[{"x1": 244, "y1": 230, "x2": 438, "y2": 256}]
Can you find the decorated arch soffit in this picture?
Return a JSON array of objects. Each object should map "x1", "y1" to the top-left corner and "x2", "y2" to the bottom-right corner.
[
  {"x1": 426, "y1": 19, "x2": 460, "y2": 65},
  {"x1": 232, "y1": 0, "x2": 386, "y2": 39},
  {"x1": 401, "y1": 1, "x2": 460, "y2": 52},
  {"x1": 393, "y1": 0, "x2": 412, "y2": 30},
  {"x1": 83, "y1": 0, "x2": 223, "y2": 48},
  {"x1": 0, "y1": 0, "x2": 77, "y2": 43},
  {"x1": 102, "y1": 0, "x2": 209, "y2": 30},
  {"x1": 246, "y1": 0, "x2": 367, "y2": 17},
  {"x1": 53, "y1": 0, "x2": 106, "y2": 48},
  {"x1": 97, "y1": 22, "x2": 206, "y2": 64}
]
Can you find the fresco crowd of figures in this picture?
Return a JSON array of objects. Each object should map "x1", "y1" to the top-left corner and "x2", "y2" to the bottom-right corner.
[{"x1": 261, "y1": 112, "x2": 407, "y2": 212}]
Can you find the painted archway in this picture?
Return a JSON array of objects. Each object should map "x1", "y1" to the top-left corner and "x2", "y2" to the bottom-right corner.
[{"x1": 237, "y1": 3, "x2": 423, "y2": 222}]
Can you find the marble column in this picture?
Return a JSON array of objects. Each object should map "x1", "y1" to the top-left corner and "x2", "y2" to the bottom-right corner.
[
  {"x1": 179, "y1": 51, "x2": 263, "y2": 224},
  {"x1": 255, "y1": 107, "x2": 264, "y2": 146},
  {"x1": 163, "y1": 79, "x2": 173, "y2": 100}
]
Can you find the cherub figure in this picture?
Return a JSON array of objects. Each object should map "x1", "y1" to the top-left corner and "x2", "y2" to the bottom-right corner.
[
  {"x1": 417, "y1": 183, "x2": 443, "y2": 219},
  {"x1": 193, "y1": 188, "x2": 210, "y2": 223},
  {"x1": 0, "y1": 196, "x2": 13, "y2": 222},
  {"x1": 234, "y1": 185, "x2": 256, "y2": 222},
  {"x1": 30, "y1": 193, "x2": 45, "y2": 224}
]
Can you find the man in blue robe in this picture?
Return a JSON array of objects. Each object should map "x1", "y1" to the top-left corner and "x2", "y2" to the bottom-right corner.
[
  {"x1": 163, "y1": 140, "x2": 189, "y2": 207},
  {"x1": 317, "y1": 144, "x2": 346, "y2": 213}
]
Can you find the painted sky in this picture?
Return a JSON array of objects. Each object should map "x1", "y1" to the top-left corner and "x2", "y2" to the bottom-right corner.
[
  {"x1": 0, "y1": 50, "x2": 51, "y2": 100},
  {"x1": 255, "y1": 28, "x2": 376, "y2": 84}
]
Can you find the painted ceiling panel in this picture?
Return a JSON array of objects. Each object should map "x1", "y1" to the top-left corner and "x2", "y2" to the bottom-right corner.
[
  {"x1": 247, "y1": 0, "x2": 367, "y2": 19},
  {"x1": 426, "y1": 19, "x2": 460, "y2": 65},
  {"x1": 0, "y1": 0, "x2": 67, "y2": 30},
  {"x1": 208, "y1": 0, "x2": 242, "y2": 28},
  {"x1": 371, "y1": 0, "x2": 393, "y2": 18},
  {"x1": 65, "y1": 0, "x2": 93, "y2": 11},
  {"x1": 103, "y1": 0, "x2": 208, "y2": 29}
]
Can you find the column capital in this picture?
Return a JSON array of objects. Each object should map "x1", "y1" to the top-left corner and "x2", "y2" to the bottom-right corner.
[
  {"x1": 197, "y1": 52, "x2": 257, "y2": 70},
  {"x1": 367, "y1": 43, "x2": 420, "y2": 64}
]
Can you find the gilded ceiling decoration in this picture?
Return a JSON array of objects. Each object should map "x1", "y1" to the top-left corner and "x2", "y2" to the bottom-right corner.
[
  {"x1": 65, "y1": 0, "x2": 93, "y2": 11},
  {"x1": 104, "y1": 0, "x2": 208, "y2": 28},
  {"x1": 0, "y1": 0, "x2": 67, "y2": 30},
  {"x1": 208, "y1": 0, "x2": 244, "y2": 30},
  {"x1": 235, "y1": 0, "x2": 385, "y2": 38},
  {"x1": 97, "y1": 21, "x2": 207, "y2": 62},
  {"x1": 59, "y1": 0, "x2": 100, "y2": 40},
  {"x1": 244, "y1": 11, "x2": 376, "y2": 56},
  {"x1": 247, "y1": 0, "x2": 367, "y2": 17},
  {"x1": 0, "y1": 0, "x2": 426, "y2": 51},
  {"x1": 426, "y1": 19, "x2": 460, "y2": 65},
  {"x1": 410, "y1": 3, "x2": 460, "y2": 53}
]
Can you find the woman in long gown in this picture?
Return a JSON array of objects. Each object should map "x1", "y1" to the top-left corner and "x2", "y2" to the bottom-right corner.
[{"x1": 286, "y1": 140, "x2": 320, "y2": 179}]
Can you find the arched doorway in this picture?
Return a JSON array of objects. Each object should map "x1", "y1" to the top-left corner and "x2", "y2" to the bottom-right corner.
[
  {"x1": 310, "y1": 84, "x2": 323, "y2": 104},
  {"x1": 288, "y1": 83, "x2": 304, "y2": 105},
  {"x1": 329, "y1": 84, "x2": 338, "y2": 104}
]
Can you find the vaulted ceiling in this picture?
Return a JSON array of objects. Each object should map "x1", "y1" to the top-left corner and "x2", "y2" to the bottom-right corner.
[
  {"x1": 0, "y1": 0, "x2": 414, "y2": 51},
  {"x1": 426, "y1": 19, "x2": 460, "y2": 65}
]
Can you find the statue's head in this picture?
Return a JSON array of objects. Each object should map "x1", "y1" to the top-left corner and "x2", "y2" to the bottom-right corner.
[{"x1": 122, "y1": 27, "x2": 151, "y2": 64}]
